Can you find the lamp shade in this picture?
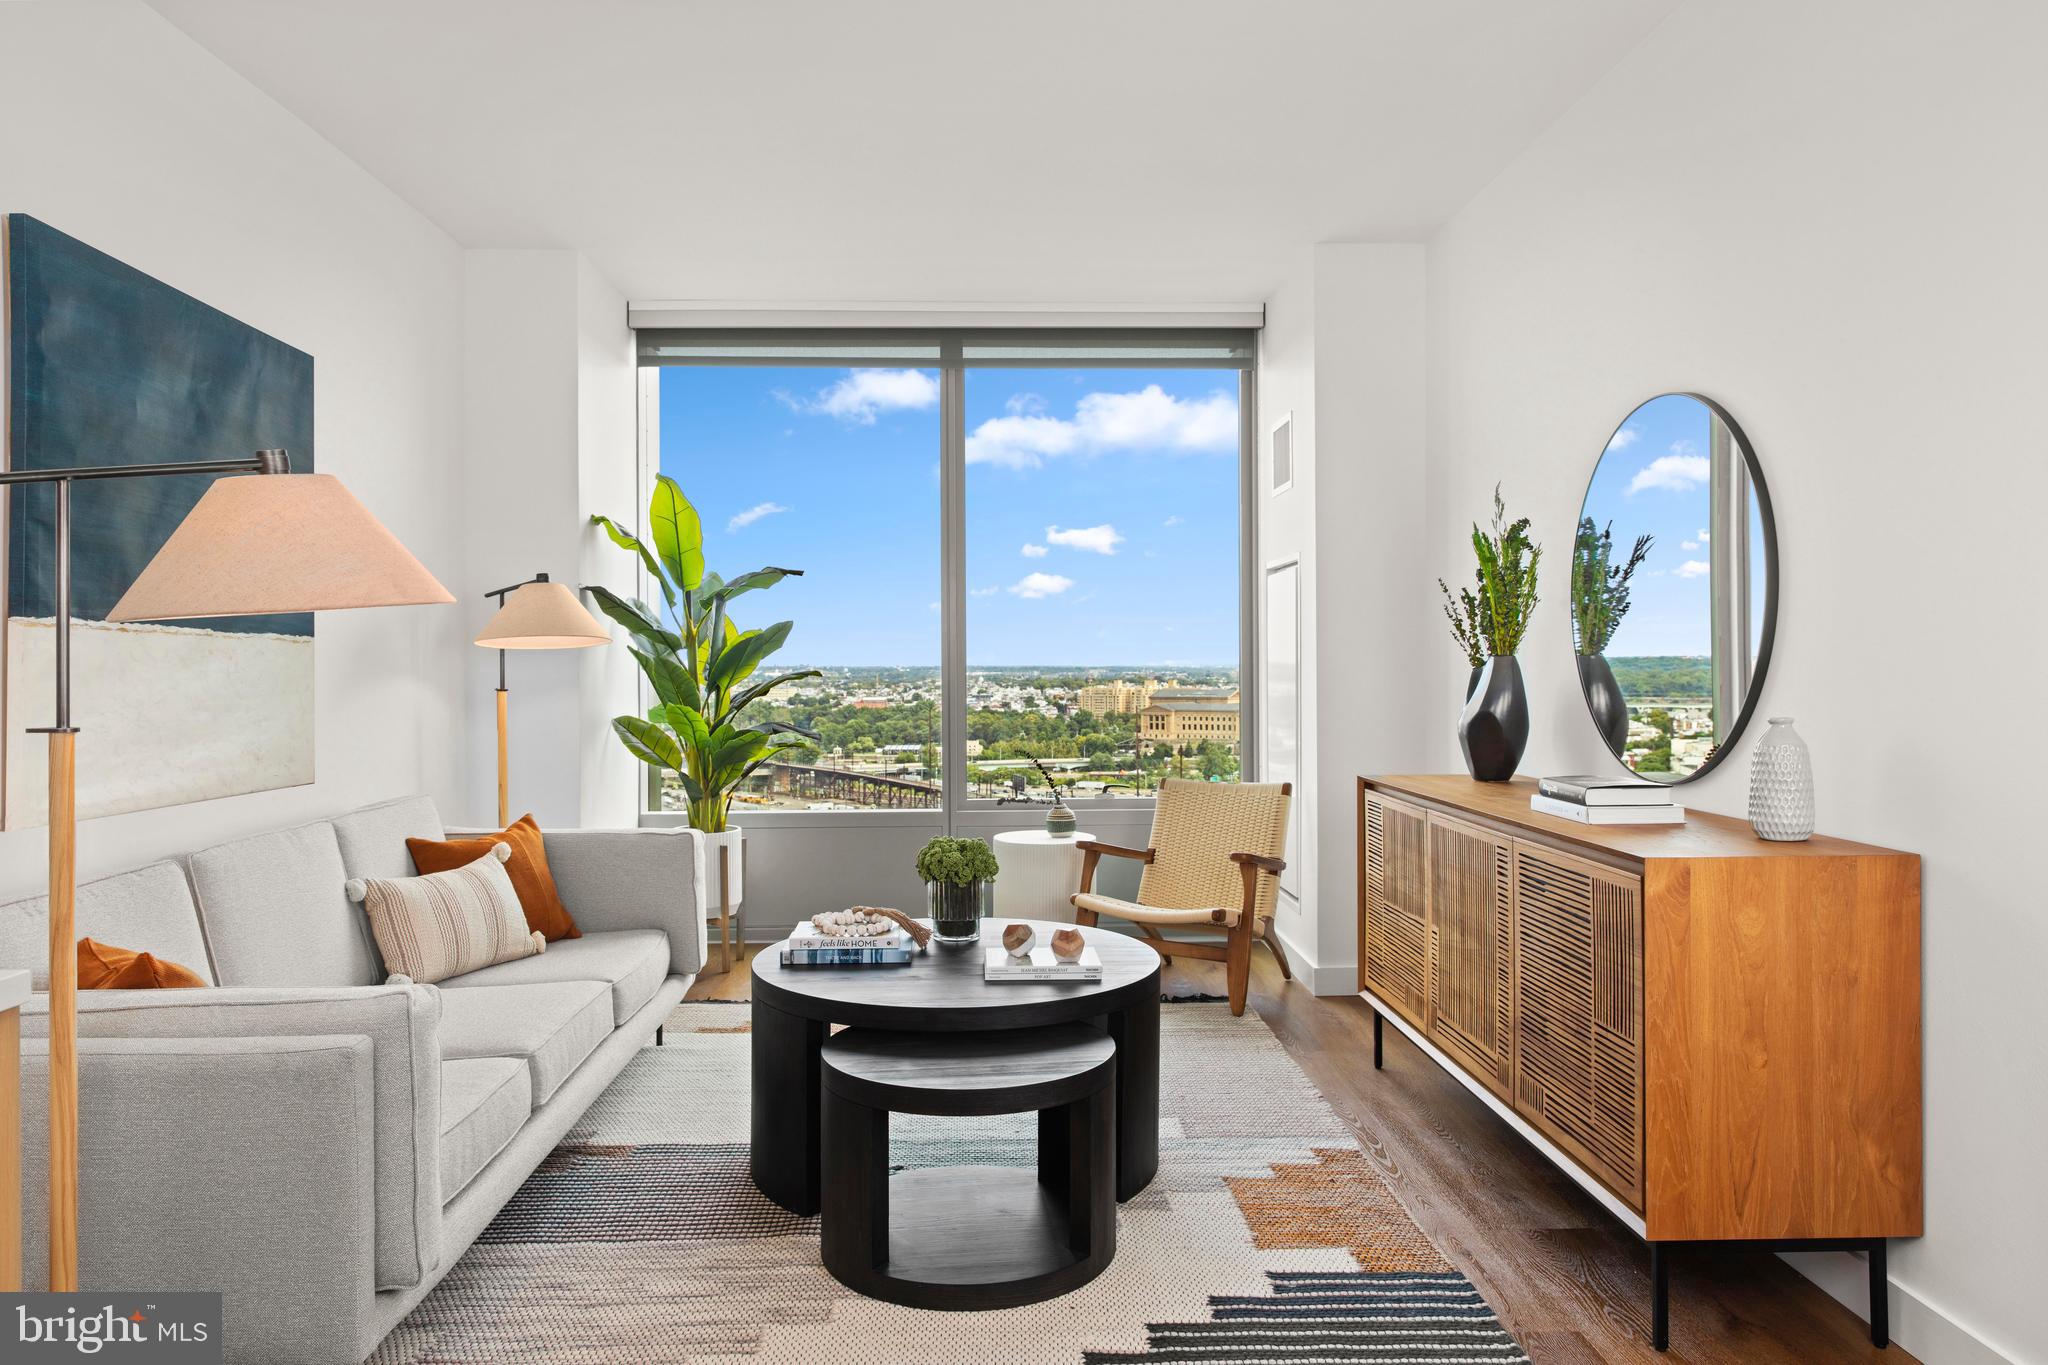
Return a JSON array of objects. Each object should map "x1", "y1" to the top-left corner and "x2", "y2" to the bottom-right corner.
[
  {"x1": 106, "y1": 473, "x2": 454, "y2": 621},
  {"x1": 474, "y1": 580, "x2": 609, "y2": 649}
]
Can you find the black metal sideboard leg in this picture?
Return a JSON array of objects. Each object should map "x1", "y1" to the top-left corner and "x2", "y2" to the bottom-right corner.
[
  {"x1": 1651, "y1": 1242, "x2": 1670, "y2": 1351},
  {"x1": 1373, "y1": 1010, "x2": 1383, "y2": 1069},
  {"x1": 1869, "y1": 1239, "x2": 1889, "y2": 1348},
  {"x1": 655, "y1": 1025, "x2": 664, "y2": 1047}
]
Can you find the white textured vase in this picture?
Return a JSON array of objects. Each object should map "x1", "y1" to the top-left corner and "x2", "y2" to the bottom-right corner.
[{"x1": 1748, "y1": 717, "x2": 1814, "y2": 841}]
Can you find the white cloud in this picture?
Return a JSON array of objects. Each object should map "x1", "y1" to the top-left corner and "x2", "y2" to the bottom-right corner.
[
  {"x1": 1162, "y1": 514, "x2": 1183, "y2": 527},
  {"x1": 726, "y1": 501, "x2": 789, "y2": 532},
  {"x1": 1680, "y1": 539, "x2": 1700, "y2": 551},
  {"x1": 1606, "y1": 426, "x2": 1640, "y2": 452},
  {"x1": 1673, "y1": 559, "x2": 1711, "y2": 578},
  {"x1": 966, "y1": 384, "x2": 1238, "y2": 469},
  {"x1": 1698, "y1": 527, "x2": 1710, "y2": 542},
  {"x1": 778, "y1": 368, "x2": 938, "y2": 425},
  {"x1": 969, "y1": 585, "x2": 1001, "y2": 597},
  {"x1": 1628, "y1": 454, "x2": 1711, "y2": 494},
  {"x1": 1044, "y1": 523, "x2": 1124, "y2": 555},
  {"x1": 1020, "y1": 542, "x2": 1049, "y2": 558},
  {"x1": 928, "y1": 601, "x2": 941, "y2": 612},
  {"x1": 1004, "y1": 392, "x2": 1046, "y2": 416},
  {"x1": 1008, "y1": 572, "x2": 1074, "y2": 599}
]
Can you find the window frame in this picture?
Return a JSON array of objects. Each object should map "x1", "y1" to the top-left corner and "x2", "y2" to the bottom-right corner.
[{"x1": 633, "y1": 329, "x2": 1258, "y2": 828}]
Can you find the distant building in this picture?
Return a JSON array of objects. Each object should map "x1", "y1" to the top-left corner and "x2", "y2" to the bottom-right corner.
[
  {"x1": 850, "y1": 696, "x2": 891, "y2": 710},
  {"x1": 1151, "y1": 684, "x2": 1239, "y2": 704},
  {"x1": 1077, "y1": 679, "x2": 1155, "y2": 715},
  {"x1": 1139, "y1": 697, "x2": 1240, "y2": 753}
]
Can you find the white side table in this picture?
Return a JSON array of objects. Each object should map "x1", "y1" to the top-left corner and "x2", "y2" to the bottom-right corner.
[{"x1": 992, "y1": 829, "x2": 1096, "y2": 925}]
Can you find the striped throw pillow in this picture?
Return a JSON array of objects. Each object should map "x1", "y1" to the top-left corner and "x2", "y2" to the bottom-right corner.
[{"x1": 345, "y1": 842, "x2": 545, "y2": 985}]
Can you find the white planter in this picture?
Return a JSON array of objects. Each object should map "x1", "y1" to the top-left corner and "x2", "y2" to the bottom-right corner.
[{"x1": 698, "y1": 828, "x2": 744, "y2": 916}]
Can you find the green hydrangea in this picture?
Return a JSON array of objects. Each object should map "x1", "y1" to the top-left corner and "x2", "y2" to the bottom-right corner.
[{"x1": 915, "y1": 836, "x2": 999, "y2": 886}]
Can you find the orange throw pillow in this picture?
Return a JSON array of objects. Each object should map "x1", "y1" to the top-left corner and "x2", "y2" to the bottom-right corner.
[
  {"x1": 408, "y1": 813, "x2": 580, "y2": 941},
  {"x1": 78, "y1": 938, "x2": 207, "y2": 989}
]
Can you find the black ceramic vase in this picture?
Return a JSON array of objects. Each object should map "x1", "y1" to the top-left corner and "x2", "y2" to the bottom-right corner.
[
  {"x1": 1577, "y1": 653, "x2": 1630, "y2": 756},
  {"x1": 1459, "y1": 655, "x2": 1530, "y2": 782}
]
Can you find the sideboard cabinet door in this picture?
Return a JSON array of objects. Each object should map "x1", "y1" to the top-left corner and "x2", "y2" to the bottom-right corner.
[
  {"x1": 1362, "y1": 792, "x2": 1429, "y2": 1027},
  {"x1": 1425, "y1": 815, "x2": 1514, "y2": 1097},
  {"x1": 1511, "y1": 841, "x2": 1645, "y2": 1209}
]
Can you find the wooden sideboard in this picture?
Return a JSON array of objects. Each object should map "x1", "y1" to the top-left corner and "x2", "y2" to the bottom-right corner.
[{"x1": 1358, "y1": 776, "x2": 1920, "y2": 1348}]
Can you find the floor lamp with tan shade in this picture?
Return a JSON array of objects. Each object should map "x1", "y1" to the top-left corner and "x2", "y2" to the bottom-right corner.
[
  {"x1": 473, "y1": 574, "x2": 610, "y2": 826},
  {"x1": 0, "y1": 448, "x2": 453, "y2": 1291}
]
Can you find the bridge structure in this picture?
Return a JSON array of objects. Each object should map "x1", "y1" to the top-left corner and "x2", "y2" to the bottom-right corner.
[{"x1": 750, "y1": 761, "x2": 940, "y2": 809}]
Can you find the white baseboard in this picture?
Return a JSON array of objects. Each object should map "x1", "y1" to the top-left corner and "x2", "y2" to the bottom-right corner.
[
  {"x1": 1265, "y1": 921, "x2": 1355, "y2": 995},
  {"x1": 1782, "y1": 1252, "x2": 2017, "y2": 1365}
]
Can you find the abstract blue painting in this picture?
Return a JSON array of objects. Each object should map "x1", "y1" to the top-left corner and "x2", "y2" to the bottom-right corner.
[{"x1": 3, "y1": 214, "x2": 316, "y2": 827}]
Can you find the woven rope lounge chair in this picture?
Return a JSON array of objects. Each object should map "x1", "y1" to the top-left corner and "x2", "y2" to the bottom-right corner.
[{"x1": 1070, "y1": 777, "x2": 1292, "y2": 1016}]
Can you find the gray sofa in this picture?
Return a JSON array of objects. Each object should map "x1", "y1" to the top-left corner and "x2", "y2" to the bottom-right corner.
[{"x1": 0, "y1": 795, "x2": 704, "y2": 1364}]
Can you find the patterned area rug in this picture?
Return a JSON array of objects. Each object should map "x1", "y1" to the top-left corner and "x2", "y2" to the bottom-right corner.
[{"x1": 375, "y1": 1001, "x2": 1527, "y2": 1364}]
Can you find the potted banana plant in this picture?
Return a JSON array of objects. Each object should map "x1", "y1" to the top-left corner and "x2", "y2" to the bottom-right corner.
[{"x1": 589, "y1": 475, "x2": 820, "y2": 918}]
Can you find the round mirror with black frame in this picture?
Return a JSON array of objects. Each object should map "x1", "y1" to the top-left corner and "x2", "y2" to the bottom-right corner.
[{"x1": 1571, "y1": 393, "x2": 1777, "y2": 784}]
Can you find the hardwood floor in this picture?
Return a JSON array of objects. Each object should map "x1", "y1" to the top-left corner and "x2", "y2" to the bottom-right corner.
[{"x1": 689, "y1": 942, "x2": 1913, "y2": 1365}]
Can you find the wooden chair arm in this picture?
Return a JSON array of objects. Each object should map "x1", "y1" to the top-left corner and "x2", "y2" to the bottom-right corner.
[
  {"x1": 1076, "y1": 840, "x2": 1155, "y2": 863},
  {"x1": 1074, "y1": 841, "x2": 1154, "y2": 897},
  {"x1": 1231, "y1": 851, "x2": 1285, "y2": 919}
]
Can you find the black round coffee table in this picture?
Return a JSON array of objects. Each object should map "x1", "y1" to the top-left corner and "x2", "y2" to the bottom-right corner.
[{"x1": 750, "y1": 919, "x2": 1161, "y2": 1216}]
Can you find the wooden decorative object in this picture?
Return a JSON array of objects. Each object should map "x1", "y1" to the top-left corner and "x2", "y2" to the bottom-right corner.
[
  {"x1": 1357, "y1": 774, "x2": 1920, "y2": 1350},
  {"x1": 846, "y1": 906, "x2": 933, "y2": 951}
]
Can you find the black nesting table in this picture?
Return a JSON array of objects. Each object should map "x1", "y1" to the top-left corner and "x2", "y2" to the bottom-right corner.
[{"x1": 750, "y1": 919, "x2": 1162, "y2": 1216}]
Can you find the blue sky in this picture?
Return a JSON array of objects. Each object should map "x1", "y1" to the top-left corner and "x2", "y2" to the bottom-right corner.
[
  {"x1": 1581, "y1": 393, "x2": 1766, "y2": 657},
  {"x1": 654, "y1": 365, "x2": 1241, "y2": 667}
]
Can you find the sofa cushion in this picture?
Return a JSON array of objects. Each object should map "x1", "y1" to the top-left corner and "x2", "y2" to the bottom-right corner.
[
  {"x1": 410, "y1": 814, "x2": 580, "y2": 942},
  {"x1": 0, "y1": 860, "x2": 215, "y2": 989},
  {"x1": 333, "y1": 795, "x2": 446, "y2": 883},
  {"x1": 438, "y1": 979, "x2": 610, "y2": 1104},
  {"x1": 347, "y1": 844, "x2": 543, "y2": 986},
  {"x1": 439, "y1": 1057, "x2": 531, "y2": 1201},
  {"x1": 441, "y1": 929, "x2": 669, "y2": 1026},
  {"x1": 188, "y1": 821, "x2": 378, "y2": 988},
  {"x1": 78, "y1": 938, "x2": 208, "y2": 989}
]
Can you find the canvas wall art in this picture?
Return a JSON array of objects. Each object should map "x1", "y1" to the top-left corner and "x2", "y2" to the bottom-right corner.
[{"x1": 2, "y1": 214, "x2": 315, "y2": 829}]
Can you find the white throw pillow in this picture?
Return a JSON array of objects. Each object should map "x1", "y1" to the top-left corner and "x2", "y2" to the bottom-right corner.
[{"x1": 345, "y1": 842, "x2": 544, "y2": 985}]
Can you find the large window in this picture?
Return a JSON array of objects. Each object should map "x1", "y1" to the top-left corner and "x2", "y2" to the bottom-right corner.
[{"x1": 640, "y1": 331, "x2": 1252, "y2": 818}]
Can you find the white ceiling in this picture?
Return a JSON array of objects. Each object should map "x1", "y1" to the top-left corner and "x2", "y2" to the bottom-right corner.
[{"x1": 150, "y1": 0, "x2": 1674, "y2": 302}]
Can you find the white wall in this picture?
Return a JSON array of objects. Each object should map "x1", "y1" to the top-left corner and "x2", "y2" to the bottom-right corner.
[
  {"x1": 1260, "y1": 244, "x2": 1432, "y2": 994},
  {"x1": 1309, "y1": 244, "x2": 1431, "y2": 993},
  {"x1": 1256, "y1": 252, "x2": 1322, "y2": 971},
  {"x1": 0, "y1": 1, "x2": 467, "y2": 899},
  {"x1": 459, "y1": 249, "x2": 638, "y2": 830},
  {"x1": 1422, "y1": 2, "x2": 2047, "y2": 1360}
]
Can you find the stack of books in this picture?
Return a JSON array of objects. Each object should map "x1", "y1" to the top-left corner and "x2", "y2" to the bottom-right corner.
[
  {"x1": 1531, "y1": 775, "x2": 1684, "y2": 825},
  {"x1": 983, "y1": 945, "x2": 1105, "y2": 982},
  {"x1": 779, "y1": 916, "x2": 918, "y2": 968}
]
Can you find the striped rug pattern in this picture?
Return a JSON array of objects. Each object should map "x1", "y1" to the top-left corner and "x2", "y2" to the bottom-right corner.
[
  {"x1": 377, "y1": 1000, "x2": 1527, "y2": 1364},
  {"x1": 1084, "y1": 1271, "x2": 1530, "y2": 1364}
]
